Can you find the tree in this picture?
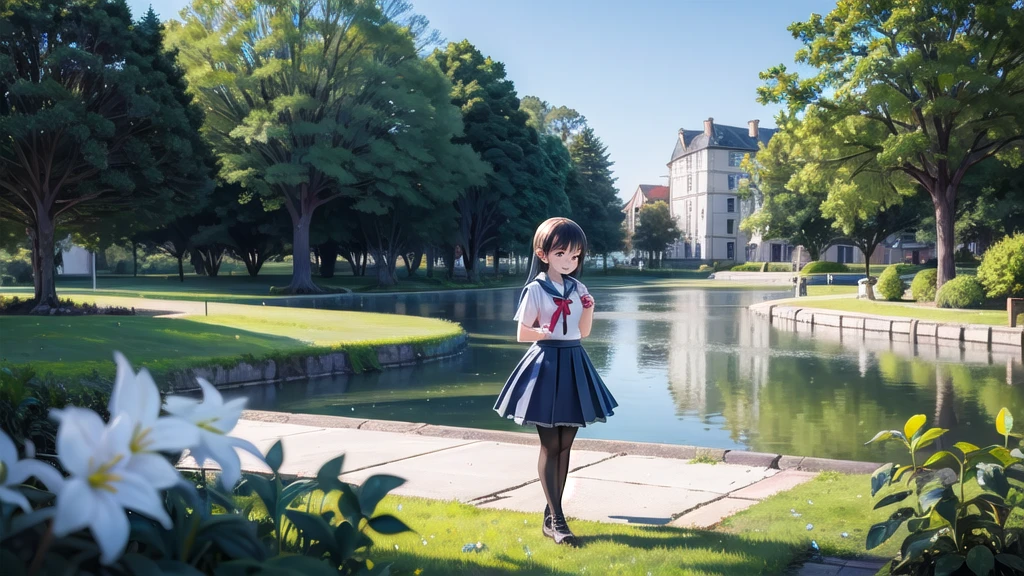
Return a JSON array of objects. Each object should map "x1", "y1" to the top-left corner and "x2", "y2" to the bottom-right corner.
[
  {"x1": 520, "y1": 96, "x2": 588, "y2": 144},
  {"x1": 194, "y1": 184, "x2": 290, "y2": 278},
  {"x1": 567, "y1": 127, "x2": 625, "y2": 268},
  {"x1": 429, "y1": 41, "x2": 566, "y2": 282},
  {"x1": 740, "y1": 116, "x2": 837, "y2": 261},
  {"x1": 759, "y1": 0, "x2": 1024, "y2": 291},
  {"x1": 839, "y1": 196, "x2": 928, "y2": 299},
  {"x1": 633, "y1": 201, "x2": 680, "y2": 266},
  {"x1": 0, "y1": 0, "x2": 211, "y2": 310},
  {"x1": 171, "y1": 0, "x2": 478, "y2": 293}
]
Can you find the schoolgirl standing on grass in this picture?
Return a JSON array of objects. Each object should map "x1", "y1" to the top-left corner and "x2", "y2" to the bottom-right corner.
[{"x1": 493, "y1": 217, "x2": 618, "y2": 547}]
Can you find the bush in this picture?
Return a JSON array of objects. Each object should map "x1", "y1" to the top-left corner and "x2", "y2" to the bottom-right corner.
[
  {"x1": 910, "y1": 268, "x2": 937, "y2": 302},
  {"x1": 875, "y1": 265, "x2": 906, "y2": 301},
  {"x1": 866, "y1": 410, "x2": 1024, "y2": 574},
  {"x1": 954, "y1": 246, "x2": 979, "y2": 265},
  {"x1": 935, "y1": 275, "x2": 985, "y2": 309},
  {"x1": 5, "y1": 260, "x2": 33, "y2": 284},
  {"x1": 977, "y1": 233, "x2": 1024, "y2": 299},
  {"x1": 730, "y1": 262, "x2": 763, "y2": 272},
  {"x1": 0, "y1": 274, "x2": 15, "y2": 286},
  {"x1": 697, "y1": 264, "x2": 713, "y2": 272},
  {"x1": 800, "y1": 261, "x2": 850, "y2": 275},
  {"x1": 767, "y1": 263, "x2": 793, "y2": 272}
]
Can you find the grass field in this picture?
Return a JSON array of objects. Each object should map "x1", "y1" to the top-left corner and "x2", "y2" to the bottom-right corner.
[
  {"x1": 277, "y1": 473, "x2": 892, "y2": 575},
  {"x1": 0, "y1": 303, "x2": 462, "y2": 380},
  {"x1": 785, "y1": 297, "x2": 1013, "y2": 326}
]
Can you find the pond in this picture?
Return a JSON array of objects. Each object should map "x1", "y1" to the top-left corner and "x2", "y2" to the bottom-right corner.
[{"x1": 228, "y1": 286, "x2": 1024, "y2": 463}]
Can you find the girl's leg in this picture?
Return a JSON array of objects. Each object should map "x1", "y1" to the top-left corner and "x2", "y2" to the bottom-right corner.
[
  {"x1": 555, "y1": 426, "x2": 579, "y2": 505},
  {"x1": 536, "y1": 426, "x2": 563, "y2": 518}
]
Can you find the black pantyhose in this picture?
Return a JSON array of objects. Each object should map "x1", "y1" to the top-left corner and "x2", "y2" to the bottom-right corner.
[{"x1": 536, "y1": 425, "x2": 579, "y2": 519}]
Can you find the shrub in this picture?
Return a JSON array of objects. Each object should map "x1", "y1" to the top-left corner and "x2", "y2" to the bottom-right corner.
[
  {"x1": 954, "y1": 246, "x2": 979, "y2": 266},
  {"x1": 866, "y1": 410, "x2": 1024, "y2": 575},
  {"x1": 800, "y1": 261, "x2": 850, "y2": 275},
  {"x1": 875, "y1": 265, "x2": 906, "y2": 301},
  {"x1": 4, "y1": 260, "x2": 33, "y2": 284},
  {"x1": 767, "y1": 263, "x2": 793, "y2": 272},
  {"x1": 935, "y1": 275, "x2": 985, "y2": 309},
  {"x1": 730, "y1": 262, "x2": 763, "y2": 272},
  {"x1": 910, "y1": 269, "x2": 938, "y2": 302},
  {"x1": 0, "y1": 274, "x2": 15, "y2": 286},
  {"x1": 697, "y1": 264, "x2": 713, "y2": 272},
  {"x1": 977, "y1": 234, "x2": 1024, "y2": 299}
]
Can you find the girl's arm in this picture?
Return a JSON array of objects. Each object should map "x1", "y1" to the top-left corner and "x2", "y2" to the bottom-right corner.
[
  {"x1": 579, "y1": 304, "x2": 594, "y2": 339},
  {"x1": 518, "y1": 322, "x2": 550, "y2": 342}
]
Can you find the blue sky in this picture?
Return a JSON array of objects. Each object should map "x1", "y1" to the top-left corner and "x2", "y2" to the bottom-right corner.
[{"x1": 132, "y1": 0, "x2": 836, "y2": 201}]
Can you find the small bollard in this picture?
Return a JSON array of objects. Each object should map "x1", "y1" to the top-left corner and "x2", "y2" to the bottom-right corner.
[
  {"x1": 794, "y1": 276, "x2": 807, "y2": 297},
  {"x1": 826, "y1": 273, "x2": 834, "y2": 285},
  {"x1": 1009, "y1": 298, "x2": 1024, "y2": 328}
]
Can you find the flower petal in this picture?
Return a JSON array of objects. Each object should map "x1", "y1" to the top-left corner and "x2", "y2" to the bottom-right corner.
[
  {"x1": 211, "y1": 397, "x2": 248, "y2": 433},
  {"x1": 0, "y1": 486, "x2": 32, "y2": 513},
  {"x1": 113, "y1": 473, "x2": 172, "y2": 529},
  {"x1": 52, "y1": 478, "x2": 96, "y2": 537},
  {"x1": 230, "y1": 436, "x2": 266, "y2": 462},
  {"x1": 0, "y1": 430, "x2": 17, "y2": 464},
  {"x1": 101, "y1": 414, "x2": 135, "y2": 463},
  {"x1": 162, "y1": 394, "x2": 200, "y2": 417},
  {"x1": 91, "y1": 492, "x2": 130, "y2": 565},
  {"x1": 7, "y1": 459, "x2": 64, "y2": 493},
  {"x1": 124, "y1": 453, "x2": 180, "y2": 490},
  {"x1": 145, "y1": 417, "x2": 200, "y2": 453},
  {"x1": 196, "y1": 378, "x2": 225, "y2": 407},
  {"x1": 55, "y1": 408, "x2": 106, "y2": 476},
  {"x1": 109, "y1": 351, "x2": 138, "y2": 419},
  {"x1": 203, "y1": 436, "x2": 242, "y2": 489}
]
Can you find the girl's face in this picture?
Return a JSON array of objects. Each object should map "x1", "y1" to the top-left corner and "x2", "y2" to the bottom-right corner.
[{"x1": 538, "y1": 245, "x2": 581, "y2": 276}]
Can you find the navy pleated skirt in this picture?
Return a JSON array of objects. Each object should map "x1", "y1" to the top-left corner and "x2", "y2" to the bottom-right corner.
[{"x1": 494, "y1": 339, "x2": 617, "y2": 428}]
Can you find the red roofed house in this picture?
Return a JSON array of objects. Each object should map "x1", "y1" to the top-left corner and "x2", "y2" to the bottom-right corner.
[{"x1": 622, "y1": 184, "x2": 669, "y2": 238}]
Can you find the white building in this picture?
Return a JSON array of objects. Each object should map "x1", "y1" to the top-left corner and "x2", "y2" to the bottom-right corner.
[{"x1": 666, "y1": 117, "x2": 779, "y2": 262}]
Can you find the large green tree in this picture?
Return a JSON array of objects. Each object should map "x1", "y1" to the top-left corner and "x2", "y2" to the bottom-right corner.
[
  {"x1": 632, "y1": 201, "x2": 680, "y2": 266},
  {"x1": 567, "y1": 127, "x2": 625, "y2": 267},
  {"x1": 759, "y1": 0, "x2": 1024, "y2": 290},
  {"x1": 520, "y1": 96, "x2": 588, "y2": 144},
  {"x1": 171, "y1": 0, "x2": 480, "y2": 293},
  {"x1": 429, "y1": 41, "x2": 566, "y2": 282},
  {"x1": 0, "y1": 0, "x2": 211, "y2": 310}
]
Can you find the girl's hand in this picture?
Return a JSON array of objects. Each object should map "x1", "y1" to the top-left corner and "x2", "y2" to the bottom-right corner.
[
  {"x1": 537, "y1": 325, "x2": 552, "y2": 338},
  {"x1": 581, "y1": 294, "x2": 595, "y2": 309}
]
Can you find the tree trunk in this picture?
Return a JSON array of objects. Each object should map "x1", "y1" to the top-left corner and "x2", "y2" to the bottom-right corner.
[
  {"x1": 132, "y1": 242, "x2": 138, "y2": 277},
  {"x1": 375, "y1": 250, "x2": 397, "y2": 286},
  {"x1": 31, "y1": 214, "x2": 59, "y2": 312},
  {"x1": 318, "y1": 241, "x2": 339, "y2": 278},
  {"x1": 603, "y1": 253, "x2": 608, "y2": 272},
  {"x1": 493, "y1": 246, "x2": 500, "y2": 277},
  {"x1": 426, "y1": 245, "x2": 435, "y2": 278},
  {"x1": 27, "y1": 227, "x2": 41, "y2": 302},
  {"x1": 862, "y1": 246, "x2": 875, "y2": 300},
  {"x1": 287, "y1": 212, "x2": 321, "y2": 293},
  {"x1": 934, "y1": 196, "x2": 957, "y2": 293},
  {"x1": 177, "y1": 255, "x2": 185, "y2": 282},
  {"x1": 446, "y1": 249, "x2": 455, "y2": 280},
  {"x1": 464, "y1": 243, "x2": 480, "y2": 283}
]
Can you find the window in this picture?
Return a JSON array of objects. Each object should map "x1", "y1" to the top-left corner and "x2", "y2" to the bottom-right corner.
[
  {"x1": 727, "y1": 219, "x2": 735, "y2": 234},
  {"x1": 729, "y1": 151, "x2": 745, "y2": 167},
  {"x1": 728, "y1": 173, "x2": 750, "y2": 190},
  {"x1": 727, "y1": 242, "x2": 735, "y2": 260},
  {"x1": 700, "y1": 209, "x2": 704, "y2": 220},
  {"x1": 727, "y1": 198, "x2": 735, "y2": 213},
  {"x1": 687, "y1": 175, "x2": 692, "y2": 192},
  {"x1": 837, "y1": 246, "x2": 854, "y2": 264},
  {"x1": 695, "y1": 243, "x2": 702, "y2": 259},
  {"x1": 686, "y1": 156, "x2": 692, "y2": 171},
  {"x1": 697, "y1": 153, "x2": 702, "y2": 170}
]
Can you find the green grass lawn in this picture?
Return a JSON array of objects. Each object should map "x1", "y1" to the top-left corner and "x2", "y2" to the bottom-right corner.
[
  {"x1": 0, "y1": 303, "x2": 462, "y2": 380},
  {"x1": 806, "y1": 285, "x2": 859, "y2": 297},
  {"x1": 353, "y1": 473, "x2": 888, "y2": 575},
  {"x1": 787, "y1": 297, "x2": 1013, "y2": 326}
]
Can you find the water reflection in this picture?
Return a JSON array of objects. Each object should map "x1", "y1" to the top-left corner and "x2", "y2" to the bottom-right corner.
[{"x1": 226, "y1": 287, "x2": 1024, "y2": 462}]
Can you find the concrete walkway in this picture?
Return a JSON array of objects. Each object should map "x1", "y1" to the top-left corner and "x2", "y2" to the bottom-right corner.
[{"x1": 177, "y1": 412, "x2": 826, "y2": 528}]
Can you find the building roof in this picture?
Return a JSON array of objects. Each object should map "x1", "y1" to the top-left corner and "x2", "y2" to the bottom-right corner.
[
  {"x1": 670, "y1": 122, "x2": 777, "y2": 163},
  {"x1": 640, "y1": 185, "x2": 669, "y2": 201}
]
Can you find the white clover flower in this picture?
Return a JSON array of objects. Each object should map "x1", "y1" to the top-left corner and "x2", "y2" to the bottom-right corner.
[
  {"x1": 109, "y1": 352, "x2": 199, "y2": 490},
  {"x1": 50, "y1": 408, "x2": 172, "y2": 565},
  {"x1": 0, "y1": 431, "x2": 63, "y2": 512},
  {"x1": 163, "y1": 378, "x2": 263, "y2": 488}
]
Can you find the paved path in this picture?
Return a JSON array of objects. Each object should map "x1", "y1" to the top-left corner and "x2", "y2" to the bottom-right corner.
[{"x1": 177, "y1": 415, "x2": 818, "y2": 527}]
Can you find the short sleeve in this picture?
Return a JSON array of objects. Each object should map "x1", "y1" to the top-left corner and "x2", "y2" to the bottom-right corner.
[
  {"x1": 575, "y1": 281, "x2": 590, "y2": 297},
  {"x1": 513, "y1": 283, "x2": 542, "y2": 326}
]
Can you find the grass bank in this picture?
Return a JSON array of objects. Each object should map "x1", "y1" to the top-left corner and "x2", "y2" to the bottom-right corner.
[
  {"x1": 779, "y1": 296, "x2": 1012, "y2": 326},
  {"x1": 0, "y1": 301, "x2": 463, "y2": 381},
  {"x1": 331, "y1": 473, "x2": 887, "y2": 575}
]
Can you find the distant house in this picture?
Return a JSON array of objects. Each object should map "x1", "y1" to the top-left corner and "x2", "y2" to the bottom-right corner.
[{"x1": 622, "y1": 184, "x2": 670, "y2": 238}]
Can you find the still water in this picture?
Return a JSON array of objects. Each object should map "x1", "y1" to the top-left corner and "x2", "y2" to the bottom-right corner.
[{"x1": 229, "y1": 287, "x2": 1024, "y2": 463}]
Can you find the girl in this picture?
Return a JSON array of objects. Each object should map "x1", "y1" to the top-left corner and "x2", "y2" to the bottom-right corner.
[{"x1": 493, "y1": 217, "x2": 618, "y2": 546}]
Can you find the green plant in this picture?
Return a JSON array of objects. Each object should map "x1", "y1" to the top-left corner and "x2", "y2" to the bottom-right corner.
[
  {"x1": 801, "y1": 261, "x2": 851, "y2": 275},
  {"x1": 977, "y1": 234, "x2": 1024, "y2": 299},
  {"x1": 955, "y1": 247, "x2": 979, "y2": 265},
  {"x1": 730, "y1": 263, "x2": 763, "y2": 272},
  {"x1": 876, "y1": 265, "x2": 907, "y2": 301},
  {"x1": 936, "y1": 275, "x2": 986, "y2": 309},
  {"x1": 865, "y1": 410, "x2": 1024, "y2": 575},
  {"x1": 698, "y1": 264, "x2": 714, "y2": 272},
  {"x1": 767, "y1": 263, "x2": 793, "y2": 272},
  {"x1": 911, "y1": 269, "x2": 938, "y2": 302}
]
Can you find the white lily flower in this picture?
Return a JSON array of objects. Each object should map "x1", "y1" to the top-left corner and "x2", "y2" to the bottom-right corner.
[
  {"x1": 163, "y1": 378, "x2": 263, "y2": 488},
  {"x1": 109, "y1": 352, "x2": 199, "y2": 489},
  {"x1": 0, "y1": 430, "x2": 64, "y2": 512},
  {"x1": 51, "y1": 408, "x2": 172, "y2": 565}
]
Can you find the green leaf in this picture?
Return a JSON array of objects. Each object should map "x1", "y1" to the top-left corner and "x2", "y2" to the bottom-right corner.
[
  {"x1": 967, "y1": 545, "x2": 994, "y2": 576},
  {"x1": 284, "y1": 509, "x2": 342, "y2": 559},
  {"x1": 996, "y1": 553, "x2": 1024, "y2": 571},
  {"x1": 358, "y1": 475, "x2": 406, "y2": 516},
  {"x1": 923, "y1": 450, "x2": 960, "y2": 470},
  {"x1": 935, "y1": 497, "x2": 959, "y2": 528},
  {"x1": 874, "y1": 490, "x2": 912, "y2": 510},
  {"x1": 872, "y1": 463, "x2": 897, "y2": 496},
  {"x1": 912, "y1": 427, "x2": 949, "y2": 451},
  {"x1": 120, "y1": 554, "x2": 163, "y2": 575},
  {"x1": 238, "y1": 474, "x2": 277, "y2": 525},
  {"x1": 920, "y1": 485, "x2": 952, "y2": 514},
  {"x1": 265, "y1": 440, "x2": 284, "y2": 474},
  {"x1": 977, "y1": 464, "x2": 1011, "y2": 498},
  {"x1": 866, "y1": 507, "x2": 914, "y2": 550},
  {"x1": 866, "y1": 430, "x2": 907, "y2": 446},
  {"x1": 262, "y1": 556, "x2": 338, "y2": 576},
  {"x1": 935, "y1": 554, "x2": 965, "y2": 576},
  {"x1": 315, "y1": 455, "x2": 346, "y2": 493},
  {"x1": 367, "y1": 514, "x2": 413, "y2": 535},
  {"x1": 997, "y1": 407, "x2": 1014, "y2": 436},
  {"x1": 956, "y1": 442, "x2": 981, "y2": 455},
  {"x1": 904, "y1": 414, "x2": 927, "y2": 442}
]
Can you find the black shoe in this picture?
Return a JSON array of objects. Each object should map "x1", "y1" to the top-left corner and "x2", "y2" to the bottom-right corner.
[
  {"x1": 550, "y1": 514, "x2": 577, "y2": 547},
  {"x1": 543, "y1": 505, "x2": 553, "y2": 537}
]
